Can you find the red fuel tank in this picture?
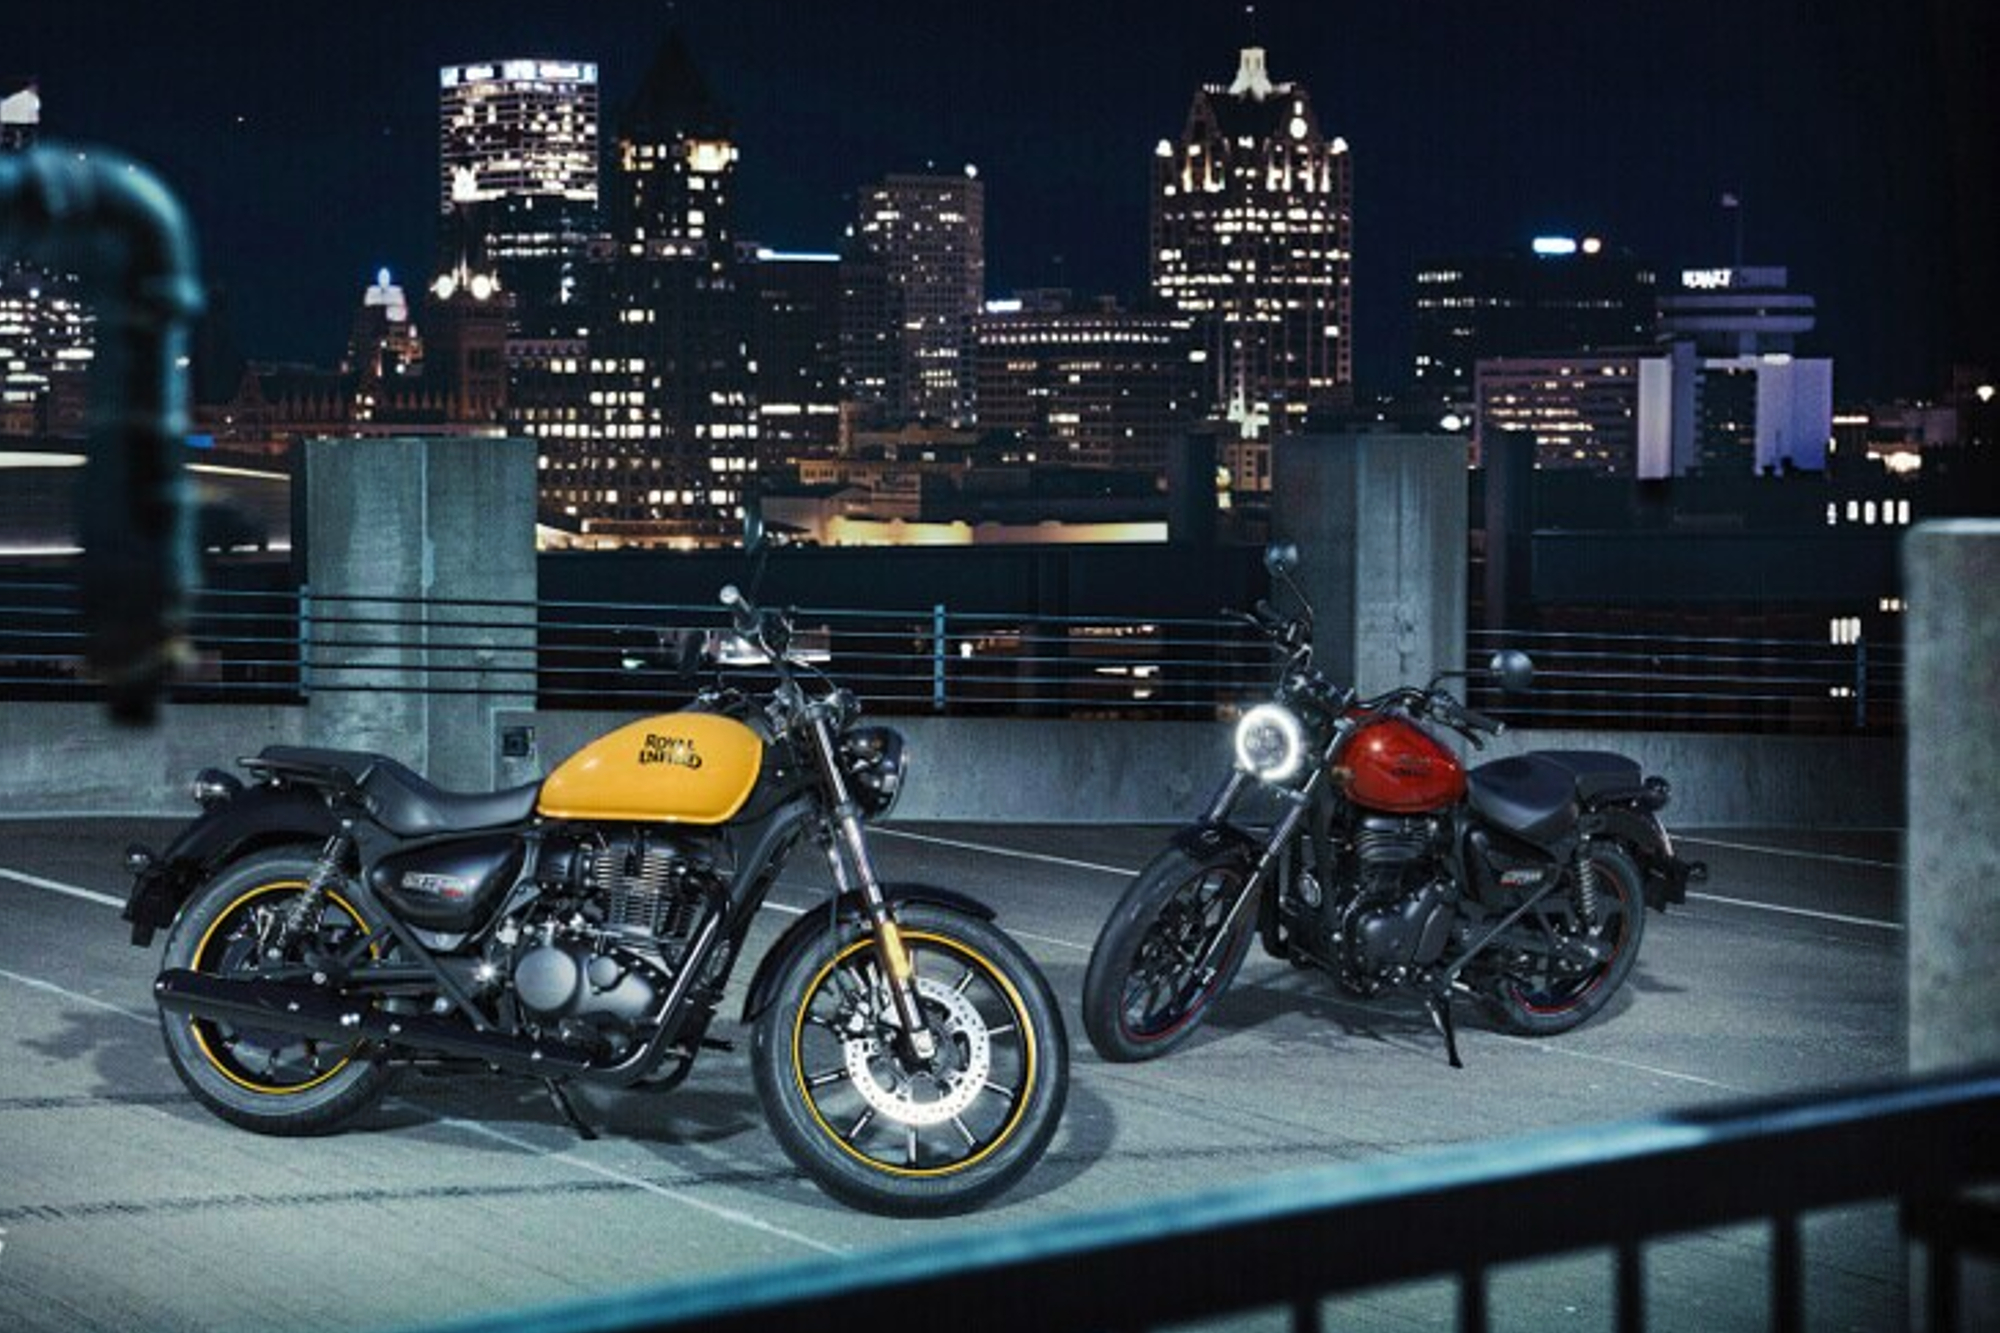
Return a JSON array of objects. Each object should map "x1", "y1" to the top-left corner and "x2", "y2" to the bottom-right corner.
[{"x1": 1340, "y1": 715, "x2": 1467, "y2": 813}]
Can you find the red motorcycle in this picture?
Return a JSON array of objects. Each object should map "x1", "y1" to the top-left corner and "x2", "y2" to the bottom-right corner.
[{"x1": 1082, "y1": 543, "x2": 1706, "y2": 1066}]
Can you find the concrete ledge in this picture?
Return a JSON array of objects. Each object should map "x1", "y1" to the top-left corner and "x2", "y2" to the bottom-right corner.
[{"x1": 0, "y1": 701, "x2": 1901, "y2": 829}]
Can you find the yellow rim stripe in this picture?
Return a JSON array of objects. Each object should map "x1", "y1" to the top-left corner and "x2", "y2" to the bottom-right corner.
[
  {"x1": 188, "y1": 880, "x2": 373, "y2": 1097},
  {"x1": 791, "y1": 930, "x2": 1037, "y2": 1180}
]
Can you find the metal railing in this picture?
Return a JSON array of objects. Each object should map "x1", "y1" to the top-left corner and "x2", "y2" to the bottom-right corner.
[
  {"x1": 1467, "y1": 627, "x2": 1902, "y2": 734},
  {"x1": 0, "y1": 578, "x2": 1902, "y2": 731},
  {"x1": 0, "y1": 579, "x2": 1275, "y2": 719},
  {"x1": 407, "y1": 1065, "x2": 2000, "y2": 1333}
]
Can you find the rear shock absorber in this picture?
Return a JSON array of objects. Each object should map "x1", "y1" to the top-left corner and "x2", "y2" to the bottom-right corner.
[
  {"x1": 1573, "y1": 844, "x2": 1602, "y2": 929},
  {"x1": 267, "y1": 823, "x2": 355, "y2": 958}
]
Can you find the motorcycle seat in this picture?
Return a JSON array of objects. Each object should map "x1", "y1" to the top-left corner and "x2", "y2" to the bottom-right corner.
[
  {"x1": 252, "y1": 746, "x2": 540, "y2": 837},
  {"x1": 1534, "y1": 750, "x2": 1646, "y2": 804},
  {"x1": 1466, "y1": 755, "x2": 1579, "y2": 846}
]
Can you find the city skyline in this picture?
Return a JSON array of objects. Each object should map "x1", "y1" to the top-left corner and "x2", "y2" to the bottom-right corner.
[{"x1": 13, "y1": 0, "x2": 1994, "y2": 401}]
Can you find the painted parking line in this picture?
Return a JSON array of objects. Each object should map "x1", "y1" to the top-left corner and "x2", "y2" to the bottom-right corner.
[
  {"x1": 0, "y1": 966, "x2": 155, "y2": 1026},
  {"x1": 1676, "y1": 834, "x2": 1899, "y2": 871},
  {"x1": 0, "y1": 865, "x2": 126, "y2": 909},
  {"x1": 879, "y1": 827, "x2": 1905, "y2": 933},
  {"x1": 434, "y1": 1118, "x2": 844, "y2": 1257}
]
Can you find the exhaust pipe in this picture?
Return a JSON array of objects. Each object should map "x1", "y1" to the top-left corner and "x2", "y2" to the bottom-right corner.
[{"x1": 153, "y1": 968, "x2": 593, "y2": 1078}]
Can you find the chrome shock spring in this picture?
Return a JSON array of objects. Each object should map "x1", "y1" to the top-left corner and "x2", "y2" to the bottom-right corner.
[
  {"x1": 1573, "y1": 847, "x2": 1602, "y2": 929},
  {"x1": 270, "y1": 826, "x2": 352, "y2": 956}
]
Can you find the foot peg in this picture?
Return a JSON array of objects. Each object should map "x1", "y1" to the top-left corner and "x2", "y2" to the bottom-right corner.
[{"x1": 1426, "y1": 990, "x2": 1465, "y2": 1070}]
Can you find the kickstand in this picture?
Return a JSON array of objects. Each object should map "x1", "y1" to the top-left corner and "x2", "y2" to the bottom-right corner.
[
  {"x1": 1426, "y1": 989, "x2": 1465, "y2": 1070},
  {"x1": 544, "y1": 1079, "x2": 598, "y2": 1140}
]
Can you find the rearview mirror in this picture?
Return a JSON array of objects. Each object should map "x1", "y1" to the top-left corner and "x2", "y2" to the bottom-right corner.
[
  {"x1": 1263, "y1": 541, "x2": 1300, "y2": 577},
  {"x1": 1489, "y1": 649, "x2": 1534, "y2": 694}
]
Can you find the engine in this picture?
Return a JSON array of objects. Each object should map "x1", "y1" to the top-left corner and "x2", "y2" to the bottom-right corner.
[
  {"x1": 1297, "y1": 814, "x2": 1458, "y2": 992},
  {"x1": 492, "y1": 829, "x2": 726, "y2": 1045}
]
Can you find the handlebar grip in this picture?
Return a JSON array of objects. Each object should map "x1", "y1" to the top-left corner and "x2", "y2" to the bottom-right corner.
[{"x1": 1459, "y1": 705, "x2": 1505, "y2": 737}]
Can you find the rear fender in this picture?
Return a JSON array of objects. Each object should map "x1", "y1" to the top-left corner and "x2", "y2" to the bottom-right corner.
[
  {"x1": 739, "y1": 882, "x2": 996, "y2": 1023},
  {"x1": 1582, "y1": 804, "x2": 1704, "y2": 911},
  {"x1": 122, "y1": 785, "x2": 336, "y2": 946}
]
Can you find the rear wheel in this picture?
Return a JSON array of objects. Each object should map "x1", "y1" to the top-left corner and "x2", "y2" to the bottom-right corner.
[
  {"x1": 1485, "y1": 843, "x2": 1645, "y2": 1036},
  {"x1": 751, "y1": 904, "x2": 1067, "y2": 1216},
  {"x1": 158, "y1": 849, "x2": 391, "y2": 1135},
  {"x1": 1082, "y1": 844, "x2": 1257, "y2": 1063}
]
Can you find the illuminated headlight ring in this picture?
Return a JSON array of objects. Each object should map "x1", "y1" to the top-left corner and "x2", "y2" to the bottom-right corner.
[
  {"x1": 840, "y1": 725, "x2": 908, "y2": 821},
  {"x1": 1234, "y1": 704, "x2": 1306, "y2": 783}
]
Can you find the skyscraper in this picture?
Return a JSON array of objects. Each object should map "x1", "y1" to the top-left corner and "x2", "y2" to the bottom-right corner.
[
  {"x1": 973, "y1": 291, "x2": 1200, "y2": 475},
  {"x1": 844, "y1": 171, "x2": 985, "y2": 426},
  {"x1": 437, "y1": 59, "x2": 600, "y2": 336},
  {"x1": 1412, "y1": 236, "x2": 1658, "y2": 413},
  {"x1": 0, "y1": 79, "x2": 37, "y2": 152},
  {"x1": 1152, "y1": 45, "x2": 1352, "y2": 458},
  {"x1": 526, "y1": 32, "x2": 756, "y2": 547}
]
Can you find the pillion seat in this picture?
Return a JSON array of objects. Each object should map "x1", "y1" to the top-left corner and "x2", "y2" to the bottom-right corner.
[{"x1": 251, "y1": 745, "x2": 540, "y2": 837}]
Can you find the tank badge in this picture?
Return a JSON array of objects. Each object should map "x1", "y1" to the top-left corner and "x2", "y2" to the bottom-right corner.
[{"x1": 639, "y1": 734, "x2": 704, "y2": 769}]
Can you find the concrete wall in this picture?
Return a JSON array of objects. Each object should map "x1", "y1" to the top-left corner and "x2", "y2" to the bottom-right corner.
[
  {"x1": 0, "y1": 702, "x2": 306, "y2": 815},
  {"x1": 303, "y1": 436, "x2": 537, "y2": 792},
  {"x1": 0, "y1": 700, "x2": 1900, "y2": 829},
  {"x1": 1272, "y1": 433, "x2": 1468, "y2": 696}
]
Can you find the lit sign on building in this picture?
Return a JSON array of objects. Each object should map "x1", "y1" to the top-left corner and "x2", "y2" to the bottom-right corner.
[
  {"x1": 1531, "y1": 236, "x2": 1578, "y2": 257},
  {"x1": 1681, "y1": 268, "x2": 1735, "y2": 290}
]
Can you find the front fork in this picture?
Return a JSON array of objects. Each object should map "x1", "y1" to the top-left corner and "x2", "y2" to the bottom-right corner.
[
  {"x1": 1189, "y1": 719, "x2": 1355, "y2": 980},
  {"x1": 808, "y1": 712, "x2": 937, "y2": 1063}
]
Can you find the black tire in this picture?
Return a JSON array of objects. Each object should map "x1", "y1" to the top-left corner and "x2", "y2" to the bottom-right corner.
[
  {"x1": 750, "y1": 904, "x2": 1067, "y2": 1216},
  {"x1": 157, "y1": 849, "x2": 392, "y2": 1135},
  {"x1": 1081, "y1": 843, "x2": 1257, "y2": 1063},
  {"x1": 1485, "y1": 843, "x2": 1647, "y2": 1036}
]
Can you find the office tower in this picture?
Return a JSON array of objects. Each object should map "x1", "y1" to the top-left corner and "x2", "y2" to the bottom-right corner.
[
  {"x1": 1412, "y1": 236, "x2": 1658, "y2": 412},
  {"x1": 844, "y1": 171, "x2": 985, "y2": 425},
  {"x1": 530, "y1": 32, "x2": 756, "y2": 547},
  {"x1": 0, "y1": 79, "x2": 92, "y2": 440},
  {"x1": 1, "y1": 79, "x2": 37, "y2": 152},
  {"x1": 438, "y1": 59, "x2": 600, "y2": 336},
  {"x1": 1151, "y1": 45, "x2": 1352, "y2": 452},
  {"x1": 973, "y1": 291, "x2": 1200, "y2": 474},
  {"x1": 1660, "y1": 265, "x2": 1831, "y2": 475},
  {"x1": 744, "y1": 245, "x2": 843, "y2": 466}
]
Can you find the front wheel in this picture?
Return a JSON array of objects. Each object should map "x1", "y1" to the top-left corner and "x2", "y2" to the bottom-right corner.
[
  {"x1": 751, "y1": 904, "x2": 1068, "y2": 1216},
  {"x1": 1081, "y1": 843, "x2": 1257, "y2": 1063}
]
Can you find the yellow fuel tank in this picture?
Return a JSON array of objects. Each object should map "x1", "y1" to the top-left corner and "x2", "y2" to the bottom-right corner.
[{"x1": 537, "y1": 713, "x2": 764, "y2": 825}]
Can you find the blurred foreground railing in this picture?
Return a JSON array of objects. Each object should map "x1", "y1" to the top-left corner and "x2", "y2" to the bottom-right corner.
[
  {"x1": 0, "y1": 578, "x2": 1900, "y2": 731},
  {"x1": 408, "y1": 1065, "x2": 2000, "y2": 1333}
]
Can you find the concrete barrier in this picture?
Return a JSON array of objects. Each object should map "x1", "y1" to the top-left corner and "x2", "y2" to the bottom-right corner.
[{"x1": 0, "y1": 700, "x2": 1900, "y2": 828}]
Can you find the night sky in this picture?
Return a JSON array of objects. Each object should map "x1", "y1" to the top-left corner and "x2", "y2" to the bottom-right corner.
[{"x1": 15, "y1": 0, "x2": 1996, "y2": 399}]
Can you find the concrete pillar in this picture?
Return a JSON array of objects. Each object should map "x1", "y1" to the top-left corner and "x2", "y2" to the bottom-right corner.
[
  {"x1": 1270, "y1": 433, "x2": 1467, "y2": 694},
  {"x1": 303, "y1": 436, "x2": 536, "y2": 791},
  {"x1": 1904, "y1": 519, "x2": 2000, "y2": 1328}
]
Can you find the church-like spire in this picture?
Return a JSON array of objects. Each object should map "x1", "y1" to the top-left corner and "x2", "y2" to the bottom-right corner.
[{"x1": 623, "y1": 29, "x2": 730, "y2": 140}]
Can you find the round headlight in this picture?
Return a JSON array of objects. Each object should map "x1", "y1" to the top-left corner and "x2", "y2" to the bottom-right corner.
[{"x1": 1234, "y1": 704, "x2": 1305, "y2": 783}]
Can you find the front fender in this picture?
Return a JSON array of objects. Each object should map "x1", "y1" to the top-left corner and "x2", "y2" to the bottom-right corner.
[
  {"x1": 1170, "y1": 819, "x2": 1262, "y2": 862},
  {"x1": 739, "y1": 882, "x2": 996, "y2": 1024},
  {"x1": 121, "y1": 785, "x2": 336, "y2": 946}
]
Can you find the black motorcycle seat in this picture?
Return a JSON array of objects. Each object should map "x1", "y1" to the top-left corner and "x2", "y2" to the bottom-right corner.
[
  {"x1": 1535, "y1": 750, "x2": 1645, "y2": 803},
  {"x1": 253, "y1": 746, "x2": 540, "y2": 837},
  {"x1": 1466, "y1": 755, "x2": 1579, "y2": 846}
]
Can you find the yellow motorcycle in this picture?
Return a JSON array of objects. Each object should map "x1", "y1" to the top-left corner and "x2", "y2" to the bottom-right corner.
[{"x1": 124, "y1": 578, "x2": 1068, "y2": 1215}]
